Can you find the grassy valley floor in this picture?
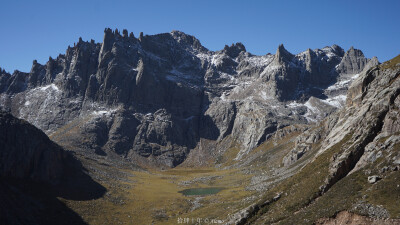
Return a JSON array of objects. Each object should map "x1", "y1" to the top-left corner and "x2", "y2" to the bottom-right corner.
[{"x1": 60, "y1": 162, "x2": 255, "y2": 225}]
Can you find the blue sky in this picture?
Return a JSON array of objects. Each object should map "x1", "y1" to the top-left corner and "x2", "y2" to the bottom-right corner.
[{"x1": 1, "y1": 0, "x2": 399, "y2": 72}]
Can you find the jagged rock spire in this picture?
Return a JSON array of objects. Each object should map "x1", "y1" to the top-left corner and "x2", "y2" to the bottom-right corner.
[
  {"x1": 123, "y1": 29, "x2": 128, "y2": 38},
  {"x1": 304, "y1": 48, "x2": 317, "y2": 72},
  {"x1": 275, "y1": 44, "x2": 293, "y2": 63},
  {"x1": 139, "y1": 32, "x2": 144, "y2": 41},
  {"x1": 223, "y1": 42, "x2": 246, "y2": 58},
  {"x1": 104, "y1": 27, "x2": 112, "y2": 34},
  {"x1": 100, "y1": 28, "x2": 115, "y2": 56}
]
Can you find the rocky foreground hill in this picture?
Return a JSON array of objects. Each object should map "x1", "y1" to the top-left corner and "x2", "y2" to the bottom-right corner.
[
  {"x1": 0, "y1": 28, "x2": 399, "y2": 224},
  {"x1": 0, "y1": 28, "x2": 378, "y2": 167}
]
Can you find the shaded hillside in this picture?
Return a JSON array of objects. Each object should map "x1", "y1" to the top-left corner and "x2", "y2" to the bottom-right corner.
[{"x1": 0, "y1": 111, "x2": 106, "y2": 225}]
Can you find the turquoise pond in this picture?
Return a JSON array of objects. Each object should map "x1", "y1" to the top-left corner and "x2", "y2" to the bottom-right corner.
[{"x1": 179, "y1": 187, "x2": 224, "y2": 196}]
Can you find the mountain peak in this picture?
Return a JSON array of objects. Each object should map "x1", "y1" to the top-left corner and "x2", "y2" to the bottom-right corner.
[
  {"x1": 170, "y1": 30, "x2": 192, "y2": 41},
  {"x1": 330, "y1": 44, "x2": 345, "y2": 57},
  {"x1": 345, "y1": 46, "x2": 365, "y2": 58},
  {"x1": 169, "y1": 30, "x2": 207, "y2": 52},
  {"x1": 223, "y1": 42, "x2": 246, "y2": 58},
  {"x1": 275, "y1": 44, "x2": 293, "y2": 63},
  {"x1": 170, "y1": 30, "x2": 198, "y2": 41},
  {"x1": 170, "y1": 30, "x2": 188, "y2": 36},
  {"x1": 336, "y1": 46, "x2": 370, "y2": 75}
]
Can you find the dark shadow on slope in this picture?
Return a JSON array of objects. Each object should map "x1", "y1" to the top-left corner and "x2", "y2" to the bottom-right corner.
[
  {"x1": 0, "y1": 110, "x2": 107, "y2": 224},
  {"x1": 199, "y1": 114, "x2": 220, "y2": 141},
  {"x1": 55, "y1": 152, "x2": 107, "y2": 200},
  {"x1": 0, "y1": 179, "x2": 88, "y2": 225},
  {"x1": 0, "y1": 151, "x2": 107, "y2": 225}
]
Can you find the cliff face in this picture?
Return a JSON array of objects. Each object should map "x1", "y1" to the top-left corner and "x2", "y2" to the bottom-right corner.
[{"x1": 0, "y1": 29, "x2": 378, "y2": 167}]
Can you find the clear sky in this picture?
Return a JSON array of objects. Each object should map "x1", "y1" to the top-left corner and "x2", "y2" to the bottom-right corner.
[{"x1": 1, "y1": 0, "x2": 399, "y2": 73}]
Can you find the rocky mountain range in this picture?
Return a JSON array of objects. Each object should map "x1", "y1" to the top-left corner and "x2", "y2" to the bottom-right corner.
[{"x1": 0, "y1": 28, "x2": 379, "y2": 168}]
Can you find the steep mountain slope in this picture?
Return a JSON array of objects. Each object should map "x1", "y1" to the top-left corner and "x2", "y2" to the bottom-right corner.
[
  {"x1": 0, "y1": 111, "x2": 105, "y2": 225},
  {"x1": 235, "y1": 55, "x2": 400, "y2": 224},
  {"x1": 0, "y1": 28, "x2": 378, "y2": 167}
]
